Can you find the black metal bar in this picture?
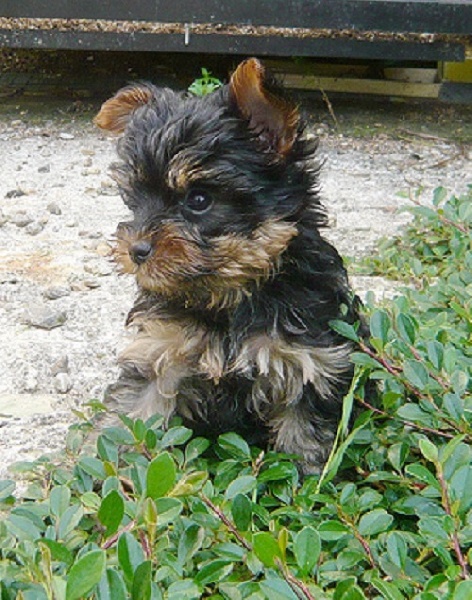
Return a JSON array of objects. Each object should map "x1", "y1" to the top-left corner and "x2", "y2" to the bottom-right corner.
[
  {"x1": 0, "y1": 29, "x2": 465, "y2": 62},
  {"x1": 0, "y1": 0, "x2": 471, "y2": 35}
]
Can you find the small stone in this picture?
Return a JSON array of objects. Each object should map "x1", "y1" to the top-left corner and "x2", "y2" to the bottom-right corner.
[
  {"x1": 38, "y1": 164, "x2": 51, "y2": 173},
  {"x1": 0, "y1": 210, "x2": 8, "y2": 226},
  {"x1": 51, "y1": 355, "x2": 69, "y2": 376},
  {"x1": 95, "y1": 241, "x2": 113, "y2": 257},
  {"x1": 25, "y1": 304, "x2": 67, "y2": 330},
  {"x1": 43, "y1": 285, "x2": 71, "y2": 300},
  {"x1": 59, "y1": 132, "x2": 75, "y2": 140},
  {"x1": 83, "y1": 278, "x2": 100, "y2": 289},
  {"x1": 5, "y1": 189, "x2": 26, "y2": 199},
  {"x1": 11, "y1": 211, "x2": 34, "y2": 227},
  {"x1": 54, "y1": 373, "x2": 72, "y2": 394},
  {"x1": 23, "y1": 368, "x2": 39, "y2": 393},
  {"x1": 25, "y1": 222, "x2": 45, "y2": 236},
  {"x1": 47, "y1": 202, "x2": 62, "y2": 215}
]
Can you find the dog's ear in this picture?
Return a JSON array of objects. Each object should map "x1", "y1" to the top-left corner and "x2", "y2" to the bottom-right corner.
[
  {"x1": 94, "y1": 84, "x2": 154, "y2": 133},
  {"x1": 229, "y1": 58, "x2": 299, "y2": 157}
]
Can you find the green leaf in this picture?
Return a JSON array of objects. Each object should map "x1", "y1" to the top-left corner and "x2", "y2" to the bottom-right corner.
[
  {"x1": 426, "y1": 340, "x2": 444, "y2": 370},
  {"x1": 57, "y1": 504, "x2": 84, "y2": 540},
  {"x1": 65, "y1": 550, "x2": 106, "y2": 600},
  {"x1": 118, "y1": 531, "x2": 146, "y2": 585},
  {"x1": 6, "y1": 514, "x2": 42, "y2": 542},
  {"x1": 419, "y1": 438, "x2": 439, "y2": 463},
  {"x1": 405, "y1": 464, "x2": 440, "y2": 490},
  {"x1": 161, "y1": 426, "x2": 193, "y2": 448},
  {"x1": 97, "y1": 569, "x2": 128, "y2": 600},
  {"x1": 39, "y1": 539, "x2": 73, "y2": 567},
  {"x1": 252, "y1": 532, "x2": 282, "y2": 567},
  {"x1": 358, "y1": 509, "x2": 393, "y2": 536},
  {"x1": 167, "y1": 580, "x2": 201, "y2": 600},
  {"x1": 371, "y1": 578, "x2": 405, "y2": 600},
  {"x1": 329, "y1": 319, "x2": 360, "y2": 343},
  {"x1": 453, "y1": 580, "x2": 472, "y2": 600},
  {"x1": 78, "y1": 457, "x2": 107, "y2": 480},
  {"x1": 396, "y1": 313, "x2": 416, "y2": 345},
  {"x1": 97, "y1": 434, "x2": 119, "y2": 464},
  {"x1": 432, "y1": 186, "x2": 447, "y2": 206},
  {"x1": 146, "y1": 452, "x2": 176, "y2": 499},
  {"x1": 132, "y1": 561, "x2": 152, "y2": 600},
  {"x1": 225, "y1": 475, "x2": 257, "y2": 500},
  {"x1": 403, "y1": 359, "x2": 430, "y2": 390},
  {"x1": 386, "y1": 532, "x2": 407, "y2": 569},
  {"x1": 0, "y1": 479, "x2": 16, "y2": 502},
  {"x1": 103, "y1": 426, "x2": 136, "y2": 445},
  {"x1": 258, "y1": 463, "x2": 296, "y2": 483},
  {"x1": 231, "y1": 493, "x2": 252, "y2": 531},
  {"x1": 318, "y1": 520, "x2": 350, "y2": 541},
  {"x1": 177, "y1": 523, "x2": 205, "y2": 566},
  {"x1": 155, "y1": 498, "x2": 183, "y2": 526},
  {"x1": 293, "y1": 526, "x2": 321, "y2": 575},
  {"x1": 260, "y1": 574, "x2": 299, "y2": 600},
  {"x1": 449, "y1": 465, "x2": 472, "y2": 514},
  {"x1": 98, "y1": 490, "x2": 125, "y2": 536},
  {"x1": 370, "y1": 310, "x2": 391, "y2": 345},
  {"x1": 184, "y1": 437, "x2": 210, "y2": 463},
  {"x1": 217, "y1": 432, "x2": 251, "y2": 461},
  {"x1": 194, "y1": 560, "x2": 233, "y2": 585}
]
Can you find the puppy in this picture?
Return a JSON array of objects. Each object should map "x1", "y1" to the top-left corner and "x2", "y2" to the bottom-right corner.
[{"x1": 95, "y1": 58, "x2": 364, "y2": 474}]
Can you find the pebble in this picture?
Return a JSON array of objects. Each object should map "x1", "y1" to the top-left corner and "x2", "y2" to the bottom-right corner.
[
  {"x1": 47, "y1": 202, "x2": 62, "y2": 215},
  {"x1": 59, "y1": 132, "x2": 75, "y2": 140},
  {"x1": 25, "y1": 304, "x2": 68, "y2": 330},
  {"x1": 54, "y1": 373, "x2": 72, "y2": 394},
  {"x1": 38, "y1": 164, "x2": 51, "y2": 173},
  {"x1": 25, "y1": 222, "x2": 45, "y2": 236},
  {"x1": 43, "y1": 285, "x2": 71, "y2": 300},
  {"x1": 5, "y1": 189, "x2": 26, "y2": 199},
  {"x1": 11, "y1": 211, "x2": 34, "y2": 227},
  {"x1": 51, "y1": 355, "x2": 70, "y2": 376},
  {"x1": 0, "y1": 210, "x2": 8, "y2": 226},
  {"x1": 23, "y1": 368, "x2": 39, "y2": 393}
]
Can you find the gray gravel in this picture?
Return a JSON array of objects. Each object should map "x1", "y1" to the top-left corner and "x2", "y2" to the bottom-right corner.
[{"x1": 0, "y1": 106, "x2": 470, "y2": 480}]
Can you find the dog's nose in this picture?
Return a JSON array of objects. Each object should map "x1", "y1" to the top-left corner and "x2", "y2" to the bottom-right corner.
[{"x1": 130, "y1": 240, "x2": 153, "y2": 265}]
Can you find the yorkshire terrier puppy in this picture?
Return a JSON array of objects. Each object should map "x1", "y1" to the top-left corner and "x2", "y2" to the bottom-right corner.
[{"x1": 95, "y1": 58, "x2": 364, "y2": 474}]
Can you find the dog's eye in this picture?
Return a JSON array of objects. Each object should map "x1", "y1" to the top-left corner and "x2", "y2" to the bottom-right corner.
[{"x1": 184, "y1": 190, "x2": 213, "y2": 214}]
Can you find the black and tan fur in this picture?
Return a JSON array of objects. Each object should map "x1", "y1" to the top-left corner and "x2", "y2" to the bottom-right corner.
[{"x1": 95, "y1": 58, "x2": 364, "y2": 474}]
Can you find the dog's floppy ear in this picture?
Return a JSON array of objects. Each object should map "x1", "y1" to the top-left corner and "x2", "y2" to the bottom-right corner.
[
  {"x1": 229, "y1": 58, "x2": 300, "y2": 157},
  {"x1": 94, "y1": 84, "x2": 154, "y2": 133}
]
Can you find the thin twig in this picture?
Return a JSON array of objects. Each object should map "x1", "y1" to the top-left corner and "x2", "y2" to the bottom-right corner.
[
  {"x1": 275, "y1": 558, "x2": 317, "y2": 600},
  {"x1": 200, "y1": 494, "x2": 252, "y2": 551},
  {"x1": 357, "y1": 397, "x2": 455, "y2": 440},
  {"x1": 436, "y1": 466, "x2": 470, "y2": 580},
  {"x1": 319, "y1": 87, "x2": 339, "y2": 130},
  {"x1": 102, "y1": 519, "x2": 136, "y2": 549}
]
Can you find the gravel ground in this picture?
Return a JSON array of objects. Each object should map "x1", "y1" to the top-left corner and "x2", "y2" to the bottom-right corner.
[{"x1": 0, "y1": 66, "x2": 471, "y2": 481}]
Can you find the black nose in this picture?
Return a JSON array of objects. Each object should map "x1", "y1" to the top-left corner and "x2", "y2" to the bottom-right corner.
[{"x1": 130, "y1": 240, "x2": 153, "y2": 265}]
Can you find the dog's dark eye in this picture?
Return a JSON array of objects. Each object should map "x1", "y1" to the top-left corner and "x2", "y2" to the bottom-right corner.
[{"x1": 184, "y1": 190, "x2": 213, "y2": 214}]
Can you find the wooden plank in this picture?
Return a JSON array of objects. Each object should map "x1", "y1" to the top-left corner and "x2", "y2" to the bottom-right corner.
[
  {"x1": 0, "y1": 0, "x2": 471, "y2": 35},
  {"x1": 283, "y1": 73, "x2": 442, "y2": 98},
  {"x1": 0, "y1": 29, "x2": 465, "y2": 61}
]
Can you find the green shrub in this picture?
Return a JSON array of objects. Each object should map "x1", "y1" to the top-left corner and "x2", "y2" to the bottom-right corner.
[
  {"x1": 188, "y1": 68, "x2": 223, "y2": 97},
  {"x1": 1, "y1": 186, "x2": 471, "y2": 599}
]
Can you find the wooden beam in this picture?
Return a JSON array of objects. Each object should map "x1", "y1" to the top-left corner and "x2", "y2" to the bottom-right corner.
[
  {"x1": 282, "y1": 73, "x2": 441, "y2": 98},
  {"x1": 0, "y1": 0, "x2": 471, "y2": 35}
]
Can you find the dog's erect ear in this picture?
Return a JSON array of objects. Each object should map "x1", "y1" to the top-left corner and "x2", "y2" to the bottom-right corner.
[
  {"x1": 229, "y1": 58, "x2": 300, "y2": 156},
  {"x1": 94, "y1": 84, "x2": 154, "y2": 133}
]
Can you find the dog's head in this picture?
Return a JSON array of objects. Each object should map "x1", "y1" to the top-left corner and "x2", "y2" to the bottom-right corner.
[{"x1": 95, "y1": 58, "x2": 322, "y2": 309}]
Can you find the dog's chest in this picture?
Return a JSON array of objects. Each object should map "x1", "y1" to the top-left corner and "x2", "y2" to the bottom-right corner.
[{"x1": 119, "y1": 314, "x2": 351, "y2": 415}]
